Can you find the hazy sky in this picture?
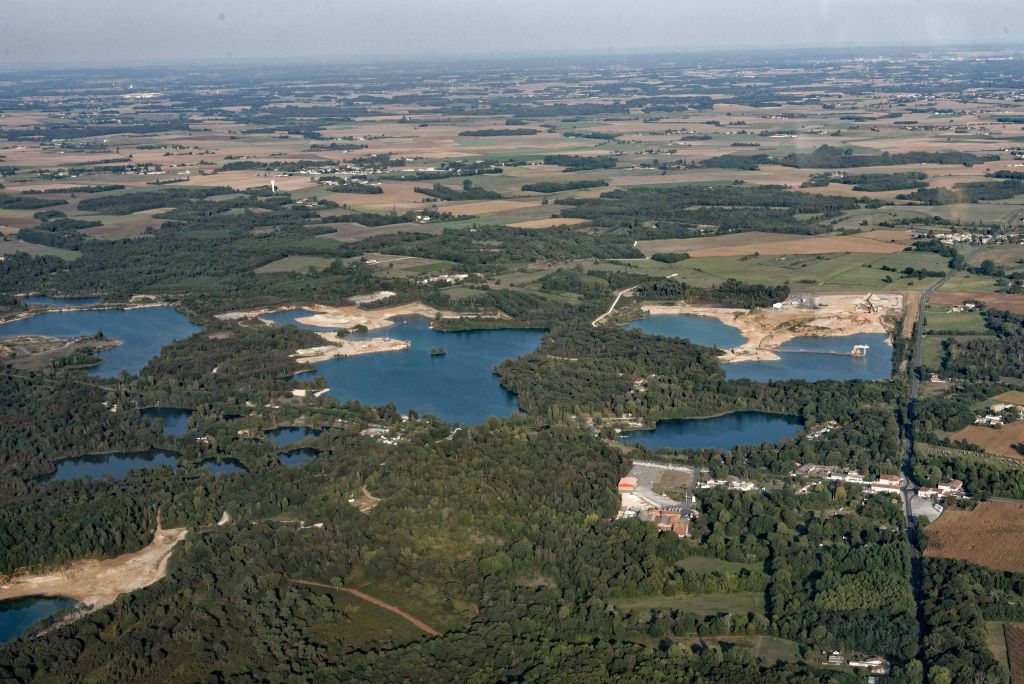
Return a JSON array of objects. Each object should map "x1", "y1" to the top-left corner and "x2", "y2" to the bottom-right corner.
[{"x1": 1, "y1": 0, "x2": 1022, "y2": 66}]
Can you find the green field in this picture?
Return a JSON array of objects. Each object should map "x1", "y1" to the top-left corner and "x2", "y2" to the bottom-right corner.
[
  {"x1": 937, "y1": 270, "x2": 1002, "y2": 293},
  {"x1": 985, "y1": 621, "x2": 1010, "y2": 671},
  {"x1": 925, "y1": 305, "x2": 989, "y2": 334},
  {"x1": 255, "y1": 255, "x2": 334, "y2": 274},
  {"x1": 613, "y1": 592, "x2": 764, "y2": 617},
  {"x1": 922, "y1": 334, "x2": 995, "y2": 368},
  {"x1": 0, "y1": 238, "x2": 80, "y2": 260},
  {"x1": 591, "y1": 251, "x2": 951, "y2": 292}
]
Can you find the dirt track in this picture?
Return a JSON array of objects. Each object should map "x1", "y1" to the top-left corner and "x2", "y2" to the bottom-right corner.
[{"x1": 290, "y1": 579, "x2": 441, "y2": 636}]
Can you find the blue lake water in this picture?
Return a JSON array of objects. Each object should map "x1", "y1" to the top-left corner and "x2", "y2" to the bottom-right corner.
[
  {"x1": 724, "y1": 332, "x2": 892, "y2": 382},
  {"x1": 266, "y1": 426, "x2": 320, "y2": 448},
  {"x1": 626, "y1": 314, "x2": 745, "y2": 349},
  {"x1": 0, "y1": 306, "x2": 200, "y2": 376},
  {"x1": 620, "y1": 411, "x2": 803, "y2": 451},
  {"x1": 278, "y1": 449, "x2": 318, "y2": 468},
  {"x1": 141, "y1": 407, "x2": 192, "y2": 436},
  {"x1": 19, "y1": 295, "x2": 102, "y2": 307},
  {"x1": 39, "y1": 450, "x2": 179, "y2": 482},
  {"x1": 0, "y1": 597, "x2": 75, "y2": 643},
  {"x1": 267, "y1": 312, "x2": 544, "y2": 424},
  {"x1": 201, "y1": 458, "x2": 248, "y2": 475}
]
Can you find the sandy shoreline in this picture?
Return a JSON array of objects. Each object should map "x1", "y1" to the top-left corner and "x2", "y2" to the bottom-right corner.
[
  {"x1": 294, "y1": 334, "x2": 411, "y2": 363},
  {"x1": 220, "y1": 301, "x2": 466, "y2": 361},
  {"x1": 0, "y1": 300, "x2": 174, "y2": 325},
  {"x1": 0, "y1": 524, "x2": 186, "y2": 610},
  {"x1": 642, "y1": 293, "x2": 900, "y2": 363}
]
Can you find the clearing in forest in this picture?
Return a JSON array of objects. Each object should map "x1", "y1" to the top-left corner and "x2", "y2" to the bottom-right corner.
[{"x1": 0, "y1": 522, "x2": 186, "y2": 609}]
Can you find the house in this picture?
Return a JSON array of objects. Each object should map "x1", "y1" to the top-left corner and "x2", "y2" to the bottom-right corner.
[
  {"x1": 939, "y1": 479, "x2": 963, "y2": 496},
  {"x1": 871, "y1": 474, "x2": 902, "y2": 494},
  {"x1": 618, "y1": 476, "x2": 638, "y2": 491},
  {"x1": 645, "y1": 508, "x2": 690, "y2": 537},
  {"x1": 917, "y1": 480, "x2": 963, "y2": 499},
  {"x1": 826, "y1": 650, "x2": 844, "y2": 665}
]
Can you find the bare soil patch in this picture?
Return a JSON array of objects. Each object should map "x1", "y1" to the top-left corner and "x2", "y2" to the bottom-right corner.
[
  {"x1": 0, "y1": 523, "x2": 186, "y2": 609},
  {"x1": 949, "y1": 422, "x2": 1024, "y2": 459},
  {"x1": 925, "y1": 501, "x2": 1024, "y2": 572},
  {"x1": 508, "y1": 217, "x2": 588, "y2": 229},
  {"x1": 637, "y1": 230, "x2": 909, "y2": 258},
  {"x1": 350, "y1": 486, "x2": 381, "y2": 514},
  {"x1": 1006, "y1": 623, "x2": 1024, "y2": 684},
  {"x1": 642, "y1": 292, "x2": 901, "y2": 362},
  {"x1": 439, "y1": 199, "x2": 543, "y2": 216}
]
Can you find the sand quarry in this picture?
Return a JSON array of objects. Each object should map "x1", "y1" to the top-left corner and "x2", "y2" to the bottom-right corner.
[
  {"x1": 0, "y1": 523, "x2": 186, "y2": 611},
  {"x1": 642, "y1": 293, "x2": 903, "y2": 362},
  {"x1": 219, "y1": 301, "x2": 461, "y2": 360}
]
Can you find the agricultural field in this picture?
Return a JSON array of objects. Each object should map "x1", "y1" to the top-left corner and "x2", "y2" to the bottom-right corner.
[
  {"x1": 1006, "y1": 622, "x2": 1024, "y2": 684},
  {"x1": 947, "y1": 422, "x2": 1024, "y2": 459},
  {"x1": 605, "y1": 250, "x2": 953, "y2": 293},
  {"x1": 254, "y1": 255, "x2": 335, "y2": 274},
  {"x1": 636, "y1": 229, "x2": 913, "y2": 258},
  {"x1": 925, "y1": 502, "x2": 1024, "y2": 572}
]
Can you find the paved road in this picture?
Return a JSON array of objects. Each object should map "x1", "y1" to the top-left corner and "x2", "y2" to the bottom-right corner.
[{"x1": 899, "y1": 240, "x2": 993, "y2": 649}]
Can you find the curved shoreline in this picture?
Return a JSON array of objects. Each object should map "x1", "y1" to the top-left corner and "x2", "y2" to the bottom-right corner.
[{"x1": 640, "y1": 296, "x2": 898, "y2": 363}]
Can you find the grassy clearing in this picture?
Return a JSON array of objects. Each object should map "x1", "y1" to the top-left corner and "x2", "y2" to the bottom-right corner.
[
  {"x1": 604, "y1": 251, "x2": 950, "y2": 292},
  {"x1": 925, "y1": 305, "x2": 989, "y2": 334},
  {"x1": 613, "y1": 592, "x2": 764, "y2": 616},
  {"x1": 671, "y1": 635, "x2": 803, "y2": 664},
  {"x1": 675, "y1": 556, "x2": 760, "y2": 574},
  {"x1": 938, "y1": 270, "x2": 1002, "y2": 293},
  {"x1": 0, "y1": 238, "x2": 80, "y2": 260},
  {"x1": 986, "y1": 620, "x2": 1011, "y2": 671},
  {"x1": 255, "y1": 255, "x2": 334, "y2": 274}
]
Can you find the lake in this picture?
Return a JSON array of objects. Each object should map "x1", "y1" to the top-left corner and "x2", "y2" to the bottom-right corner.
[
  {"x1": 141, "y1": 407, "x2": 192, "y2": 437},
  {"x1": 0, "y1": 597, "x2": 76, "y2": 643},
  {"x1": 266, "y1": 426, "x2": 320, "y2": 448},
  {"x1": 626, "y1": 314, "x2": 745, "y2": 349},
  {"x1": 0, "y1": 306, "x2": 201, "y2": 376},
  {"x1": 278, "y1": 449, "x2": 318, "y2": 468},
  {"x1": 624, "y1": 315, "x2": 892, "y2": 382},
  {"x1": 266, "y1": 312, "x2": 544, "y2": 424},
  {"x1": 19, "y1": 295, "x2": 102, "y2": 307},
  {"x1": 201, "y1": 458, "x2": 248, "y2": 475},
  {"x1": 724, "y1": 333, "x2": 892, "y2": 382},
  {"x1": 39, "y1": 450, "x2": 179, "y2": 482},
  {"x1": 620, "y1": 411, "x2": 803, "y2": 451}
]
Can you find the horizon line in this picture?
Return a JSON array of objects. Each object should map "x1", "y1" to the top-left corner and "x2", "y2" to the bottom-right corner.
[{"x1": 2, "y1": 39, "x2": 1023, "y2": 74}]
